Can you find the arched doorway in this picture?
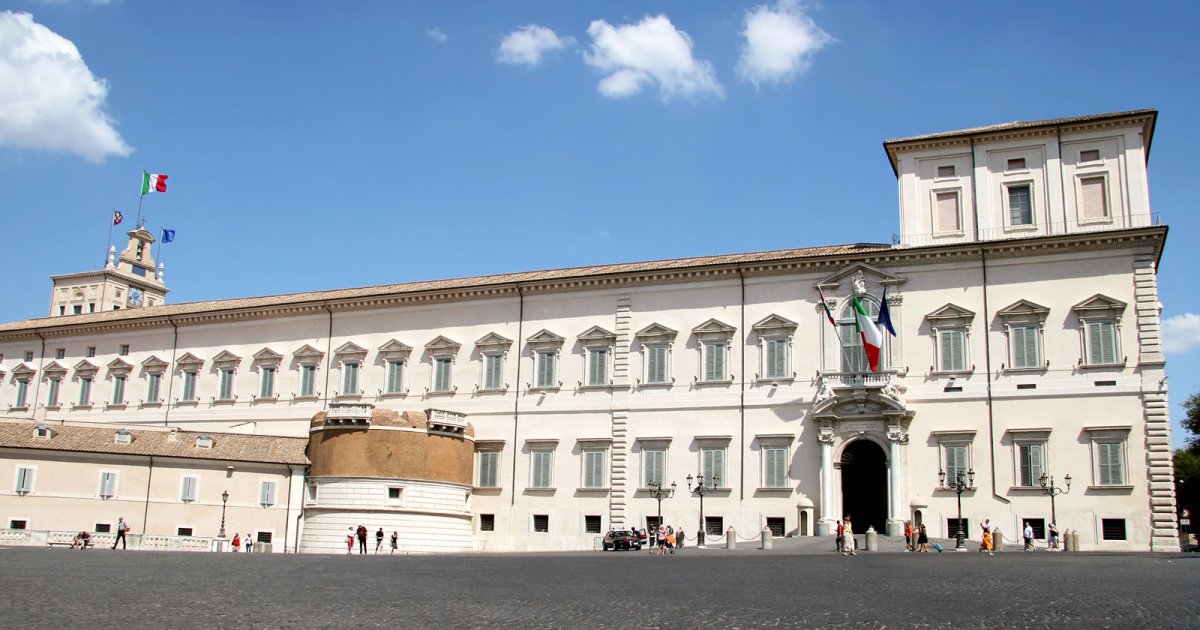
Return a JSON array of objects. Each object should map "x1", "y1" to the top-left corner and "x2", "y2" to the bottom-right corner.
[{"x1": 840, "y1": 440, "x2": 887, "y2": 534}]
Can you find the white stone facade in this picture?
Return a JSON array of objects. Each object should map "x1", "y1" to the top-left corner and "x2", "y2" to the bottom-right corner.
[{"x1": 0, "y1": 110, "x2": 1177, "y2": 552}]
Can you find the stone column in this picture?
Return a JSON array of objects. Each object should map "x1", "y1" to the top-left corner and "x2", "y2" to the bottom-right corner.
[
  {"x1": 886, "y1": 433, "x2": 903, "y2": 536},
  {"x1": 817, "y1": 430, "x2": 836, "y2": 536}
]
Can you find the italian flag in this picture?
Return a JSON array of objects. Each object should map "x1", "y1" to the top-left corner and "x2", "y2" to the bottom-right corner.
[
  {"x1": 852, "y1": 296, "x2": 884, "y2": 372},
  {"x1": 141, "y1": 172, "x2": 168, "y2": 195}
]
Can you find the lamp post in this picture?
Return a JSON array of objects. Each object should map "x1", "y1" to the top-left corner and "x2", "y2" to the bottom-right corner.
[
  {"x1": 938, "y1": 467, "x2": 974, "y2": 551},
  {"x1": 219, "y1": 490, "x2": 229, "y2": 539},
  {"x1": 686, "y1": 473, "x2": 718, "y2": 547},
  {"x1": 647, "y1": 480, "x2": 676, "y2": 551},
  {"x1": 1039, "y1": 472, "x2": 1071, "y2": 526}
]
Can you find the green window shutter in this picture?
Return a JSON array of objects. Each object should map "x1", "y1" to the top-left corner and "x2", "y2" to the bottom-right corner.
[
  {"x1": 260, "y1": 481, "x2": 276, "y2": 506},
  {"x1": 537, "y1": 353, "x2": 555, "y2": 388},
  {"x1": 765, "y1": 448, "x2": 786, "y2": 487},
  {"x1": 48, "y1": 379, "x2": 60, "y2": 406},
  {"x1": 584, "y1": 451, "x2": 605, "y2": 488},
  {"x1": 647, "y1": 346, "x2": 667, "y2": 383},
  {"x1": 644, "y1": 450, "x2": 663, "y2": 486},
  {"x1": 705, "y1": 343, "x2": 725, "y2": 381},
  {"x1": 1012, "y1": 327, "x2": 1028, "y2": 368},
  {"x1": 147, "y1": 374, "x2": 160, "y2": 401},
  {"x1": 484, "y1": 355, "x2": 502, "y2": 389},
  {"x1": 588, "y1": 349, "x2": 607, "y2": 386},
  {"x1": 1099, "y1": 442, "x2": 1123, "y2": 485},
  {"x1": 181, "y1": 477, "x2": 196, "y2": 502},
  {"x1": 703, "y1": 449, "x2": 724, "y2": 487},
  {"x1": 479, "y1": 452, "x2": 498, "y2": 487},
  {"x1": 182, "y1": 372, "x2": 195, "y2": 400},
  {"x1": 16, "y1": 467, "x2": 33, "y2": 493}
]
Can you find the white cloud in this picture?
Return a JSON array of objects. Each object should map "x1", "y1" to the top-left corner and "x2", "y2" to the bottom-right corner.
[
  {"x1": 1163, "y1": 313, "x2": 1200, "y2": 354},
  {"x1": 584, "y1": 15, "x2": 722, "y2": 101},
  {"x1": 0, "y1": 11, "x2": 130, "y2": 162},
  {"x1": 737, "y1": 0, "x2": 833, "y2": 87},
  {"x1": 426, "y1": 27, "x2": 447, "y2": 43},
  {"x1": 496, "y1": 24, "x2": 571, "y2": 67}
]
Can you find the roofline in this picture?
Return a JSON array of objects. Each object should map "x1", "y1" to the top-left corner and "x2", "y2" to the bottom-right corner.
[{"x1": 881, "y1": 109, "x2": 1158, "y2": 177}]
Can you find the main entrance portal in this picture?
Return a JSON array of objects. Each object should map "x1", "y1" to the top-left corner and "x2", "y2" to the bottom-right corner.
[{"x1": 840, "y1": 440, "x2": 887, "y2": 535}]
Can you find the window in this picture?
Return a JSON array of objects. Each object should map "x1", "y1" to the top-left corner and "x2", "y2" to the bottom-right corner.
[
  {"x1": 705, "y1": 516, "x2": 724, "y2": 537},
  {"x1": 764, "y1": 339, "x2": 788, "y2": 379},
  {"x1": 10, "y1": 519, "x2": 28, "y2": 530},
  {"x1": 433, "y1": 358, "x2": 453, "y2": 392},
  {"x1": 74, "y1": 305, "x2": 83, "y2": 315},
  {"x1": 535, "y1": 352, "x2": 556, "y2": 388},
  {"x1": 342, "y1": 362, "x2": 359, "y2": 395},
  {"x1": 256, "y1": 531, "x2": 273, "y2": 544},
  {"x1": 218, "y1": 369, "x2": 234, "y2": 400},
  {"x1": 47, "y1": 378, "x2": 61, "y2": 407},
  {"x1": 1079, "y1": 149, "x2": 1101, "y2": 163},
  {"x1": 94, "y1": 523, "x2": 111, "y2": 533},
  {"x1": 477, "y1": 451, "x2": 500, "y2": 488},
  {"x1": 997, "y1": 300, "x2": 1049, "y2": 371},
  {"x1": 694, "y1": 319, "x2": 736, "y2": 382},
  {"x1": 935, "y1": 191, "x2": 961, "y2": 233},
  {"x1": 937, "y1": 329, "x2": 966, "y2": 372},
  {"x1": 766, "y1": 517, "x2": 786, "y2": 537},
  {"x1": 55, "y1": 348, "x2": 65, "y2": 360},
  {"x1": 1018, "y1": 443, "x2": 1044, "y2": 487},
  {"x1": 180, "y1": 476, "x2": 197, "y2": 502},
  {"x1": 87, "y1": 347, "x2": 96, "y2": 358},
  {"x1": 943, "y1": 444, "x2": 969, "y2": 487},
  {"x1": 1097, "y1": 441, "x2": 1125, "y2": 486},
  {"x1": 480, "y1": 514, "x2": 495, "y2": 532},
  {"x1": 585, "y1": 515, "x2": 602, "y2": 534},
  {"x1": 99, "y1": 471, "x2": 118, "y2": 498},
  {"x1": 259, "y1": 368, "x2": 275, "y2": 398},
  {"x1": 182, "y1": 371, "x2": 197, "y2": 401},
  {"x1": 79, "y1": 377, "x2": 93, "y2": 405},
  {"x1": 704, "y1": 341, "x2": 727, "y2": 382},
  {"x1": 1011, "y1": 325, "x2": 1041, "y2": 368},
  {"x1": 482, "y1": 355, "x2": 503, "y2": 390},
  {"x1": 300, "y1": 365, "x2": 316, "y2": 397},
  {"x1": 1024, "y1": 518, "x2": 1046, "y2": 540},
  {"x1": 112, "y1": 376, "x2": 126, "y2": 405},
  {"x1": 15, "y1": 467, "x2": 34, "y2": 494},
  {"x1": 1101, "y1": 518, "x2": 1127, "y2": 541},
  {"x1": 260, "y1": 481, "x2": 277, "y2": 507},
  {"x1": 1007, "y1": 184, "x2": 1033, "y2": 226},
  {"x1": 386, "y1": 360, "x2": 405, "y2": 393},
  {"x1": 702, "y1": 447, "x2": 725, "y2": 488},
  {"x1": 533, "y1": 514, "x2": 549, "y2": 533},
  {"x1": 582, "y1": 449, "x2": 606, "y2": 489},
  {"x1": 646, "y1": 346, "x2": 669, "y2": 384},
  {"x1": 14, "y1": 379, "x2": 29, "y2": 407},
  {"x1": 177, "y1": 527, "x2": 194, "y2": 537},
  {"x1": 643, "y1": 448, "x2": 665, "y2": 487},
  {"x1": 937, "y1": 165, "x2": 956, "y2": 178},
  {"x1": 147, "y1": 373, "x2": 161, "y2": 402},
  {"x1": 839, "y1": 300, "x2": 882, "y2": 373},
  {"x1": 947, "y1": 518, "x2": 969, "y2": 537},
  {"x1": 530, "y1": 450, "x2": 554, "y2": 488},
  {"x1": 24, "y1": 351, "x2": 34, "y2": 362},
  {"x1": 1086, "y1": 321, "x2": 1118, "y2": 365},
  {"x1": 119, "y1": 344, "x2": 130, "y2": 356},
  {"x1": 387, "y1": 487, "x2": 401, "y2": 500},
  {"x1": 1079, "y1": 176, "x2": 1109, "y2": 220},
  {"x1": 764, "y1": 446, "x2": 789, "y2": 488},
  {"x1": 1007, "y1": 157, "x2": 1026, "y2": 171},
  {"x1": 586, "y1": 348, "x2": 608, "y2": 386}
]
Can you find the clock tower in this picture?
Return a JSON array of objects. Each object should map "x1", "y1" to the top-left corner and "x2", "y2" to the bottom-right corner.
[{"x1": 48, "y1": 228, "x2": 170, "y2": 317}]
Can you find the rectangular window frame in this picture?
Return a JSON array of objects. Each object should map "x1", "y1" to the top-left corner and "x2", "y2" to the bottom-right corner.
[
  {"x1": 1009, "y1": 324, "x2": 1043, "y2": 370},
  {"x1": 181, "y1": 371, "x2": 197, "y2": 401},
  {"x1": 642, "y1": 448, "x2": 666, "y2": 488},
  {"x1": 476, "y1": 450, "x2": 501, "y2": 488},
  {"x1": 762, "y1": 338, "x2": 791, "y2": 381},
  {"x1": 1077, "y1": 173, "x2": 1111, "y2": 223},
  {"x1": 935, "y1": 328, "x2": 969, "y2": 374},
  {"x1": 702, "y1": 341, "x2": 729, "y2": 383},
  {"x1": 47, "y1": 378, "x2": 61, "y2": 407},
  {"x1": 433, "y1": 358, "x2": 454, "y2": 392},
  {"x1": 581, "y1": 448, "x2": 608, "y2": 489},
  {"x1": 701, "y1": 447, "x2": 725, "y2": 489},
  {"x1": 98, "y1": 470, "x2": 118, "y2": 499},
  {"x1": 180, "y1": 476, "x2": 198, "y2": 503},
  {"x1": 585, "y1": 348, "x2": 609, "y2": 387},
  {"x1": 1005, "y1": 182, "x2": 1035, "y2": 228},
  {"x1": 146, "y1": 373, "x2": 162, "y2": 403},
  {"x1": 932, "y1": 188, "x2": 963, "y2": 235},
  {"x1": 299, "y1": 365, "x2": 317, "y2": 397},
  {"x1": 14, "y1": 466, "x2": 35, "y2": 494},
  {"x1": 217, "y1": 368, "x2": 235, "y2": 401},
  {"x1": 1085, "y1": 427, "x2": 1130, "y2": 488},
  {"x1": 1017, "y1": 442, "x2": 1045, "y2": 488},
  {"x1": 341, "y1": 362, "x2": 360, "y2": 396},
  {"x1": 481, "y1": 354, "x2": 504, "y2": 391},
  {"x1": 111, "y1": 376, "x2": 126, "y2": 405},
  {"x1": 259, "y1": 367, "x2": 276, "y2": 399},
  {"x1": 534, "y1": 351, "x2": 557, "y2": 389},
  {"x1": 530, "y1": 449, "x2": 554, "y2": 489},
  {"x1": 386, "y1": 359, "x2": 406, "y2": 394},
  {"x1": 763, "y1": 446, "x2": 789, "y2": 489},
  {"x1": 259, "y1": 480, "x2": 277, "y2": 507},
  {"x1": 644, "y1": 344, "x2": 670, "y2": 385},
  {"x1": 78, "y1": 376, "x2": 93, "y2": 406},
  {"x1": 14, "y1": 379, "x2": 29, "y2": 408},
  {"x1": 1083, "y1": 320, "x2": 1119, "y2": 366}
]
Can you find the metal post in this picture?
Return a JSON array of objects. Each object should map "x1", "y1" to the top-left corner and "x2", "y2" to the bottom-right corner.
[
  {"x1": 687, "y1": 473, "x2": 717, "y2": 547},
  {"x1": 940, "y1": 468, "x2": 974, "y2": 551},
  {"x1": 646, "y1": 480, "x2": 675, "y2": 552},
  {"x1": 219, "y1": 490, "x2": 229, "y2": 539},
  {"x1": 1040, "y1": 473, "x2": 1071, "y2": 532}
]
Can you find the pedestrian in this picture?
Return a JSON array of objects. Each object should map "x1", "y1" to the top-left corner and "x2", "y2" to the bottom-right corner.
[
  {"x1": 1048, "y1": 522, "x2": 1060, "y2": 550},
  {"x1": 357, "y1": 524, "x2": 368, "y2": 554},
  {"x1": 904, "y1": 520, "x2": 914, "y2": 552},
  {"x1": 346, "y1": 528, "x2": 355, "y2": 554},
  {"x1": 667, "y1": 529, "x2": 676, "y2": 555},
  {"x1": 376, "y1": 527, "x2": 385, "y2": 554},
  {"x1": 980, "y1": 519, "x2": 994, "y2": 555},
  {"x1": 232, "y1": 533, "x2": 241, "y2": 552},
  {"x1": 835, "y1": 518, "x2": 845, "y2": 553},
  {"x1": 676, "y1": 526, "x2": 685, "y2": 550},
  {"x1": 1023, "y1": 522, "x2": 1035, "y2": 551},
  {"x1": 917, "y1": 523, "x2": 929, "y2": 552},
  {"x1": 112, "y1": 516, "x2": 129, "y2": 550},
  {"x1": 247, "y1": 533, "x2": 255, "y2": 552},
  {"x1": 656, "y1": 525, "x2": 667, "y2": 556},
  {"x1": 390, "y1": 530, "x2": 399, "y2": 554},
  {"x1": 842, "y1": 516, "x2": 857, "y2": 556}
]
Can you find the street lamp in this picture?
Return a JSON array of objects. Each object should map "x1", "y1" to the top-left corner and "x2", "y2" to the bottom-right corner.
[
  {"x1": 219, "y1": 490, "x2": 229, "y2": 539},
  {"x1": 938, "y1": 467, "x2": 974, "y2": 551},
  {"x1": 686, "y1": 473, "x2": 718, "y2": 547},
  {"x1": 647, "y1": 480, "x2": 676, "y2": 551},
  {"x1": 1039, "y1": 472, "x2": 1072, "y2": 526}
]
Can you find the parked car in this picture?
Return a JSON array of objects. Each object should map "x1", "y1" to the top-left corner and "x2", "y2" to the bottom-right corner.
[{"x1": 602, "y1": 530, "x2": 641, "y2": 551}]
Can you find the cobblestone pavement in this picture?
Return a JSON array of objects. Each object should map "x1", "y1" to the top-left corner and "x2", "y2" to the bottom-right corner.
[{"x1": 1, "y1": 545, "x2": 1197, "y2": 629}]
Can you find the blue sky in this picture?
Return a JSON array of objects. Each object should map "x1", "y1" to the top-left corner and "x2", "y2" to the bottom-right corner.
[{"x1": 2, "y1": 1, "x2": 1198, "y2": 445}]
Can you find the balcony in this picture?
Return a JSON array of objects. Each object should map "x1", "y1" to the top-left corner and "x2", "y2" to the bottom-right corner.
[
  {"x1": 326, "y1": 402, "x2": 374, "y2": 425},
  {"x1": 819, "y1": 370, "x2": 900, "y2": 390}
]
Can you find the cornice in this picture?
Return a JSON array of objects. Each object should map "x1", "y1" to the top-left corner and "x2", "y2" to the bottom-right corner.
[{"x1": 0, "y1": 227, "x2": 1166, "y2": 342}]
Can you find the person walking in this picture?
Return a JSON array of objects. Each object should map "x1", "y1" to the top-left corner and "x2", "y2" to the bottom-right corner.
[
  {"x1": 980, "y1": 519, "x2": 994, "y2": 556},
  {"x1": 232, "y1": 533, "x2": 241, "y2": 553},
  {"x1": 904, "y1": 521, "x2": 914, "y2": 552},
  {"x1": 842, "y1": 516, "x2": 857, "y2": 556},
  {"x1": 112, "y1": 516, "x2": 129, "y2": 550},
  {"x1": 245, "y1": 533, "x2": 253, "y2": 552},
  {"x1": 356, "y1": 524, "x2": 368, "y2": 554},
  {"x1": 375, "y1": 527, "x2": 385, "y2": 554},
  {"x1": 390, "y1": 530, "x2": 399, "y2": 554},
  {"x1": 1023, "y1": 522, "x2": 1035, "y2": 551},
  {"x1": 656, "y1": 525, "x2": 667, "y2": 556},
  {"x1": 675, "y1": 526, "x2": 685, "y2": 551},
  {"x1": 346, "y1": 528, "x2": 355, "y2": 554},
  {"x1": 835, "y1": 519, "x2": 845, "y2": 553},
  {"x1": 667, "y1": 528, "x2": 676, "y2": 555},
  {"x1": 1048, "y1": 522, "x2": 1060, "y2": 550},
  {"x1": 917, "y1": 524, "x2": 929, "y2": 552}
]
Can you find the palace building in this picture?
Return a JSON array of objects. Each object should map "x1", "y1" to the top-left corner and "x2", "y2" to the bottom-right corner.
[{"x1": 0, "y1": 109, "x2": 1179, "y2": 552}]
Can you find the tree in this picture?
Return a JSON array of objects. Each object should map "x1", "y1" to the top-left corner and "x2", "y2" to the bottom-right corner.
[{"x1": 1185, "y1": 391, "x2": 1200, "y2": 449}]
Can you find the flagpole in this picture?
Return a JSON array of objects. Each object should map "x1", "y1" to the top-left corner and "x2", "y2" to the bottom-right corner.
[
  {"x1": 136, "y1": 171, "x2": 146, "y2": 228},
  {"x1": 105, "y1": 210, "x2": 114, "y2": 267},
  {"x1": 818, "y1": 289, "x2": 855, "y2": 374}
]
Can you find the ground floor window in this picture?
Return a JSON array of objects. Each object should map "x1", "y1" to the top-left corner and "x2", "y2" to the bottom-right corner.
[
  {"x1": 177, "y1": 527, "x2": 193, "y2": 536},
  {"x1": 584, "y1": 515, "x2": 602, "y2": 534},
  {"x1": 1101, "y1": 519, "x2": 1126, "y2": 541},
  {"x1": 645, "y1": 516, "x2": 661, "y2": 533},
  {"x1": 1022, "y1": 518, "x2": 1046, "y2": 540},
  {"x1": 10, "y1": 519, "x2": 27, "y2": 530},
  {"x1": 947, "y1": 518, "x2": 969, "y2": 538},
  {"x1": 257, "y1": 532, "x2": 273, "y2": 544},
  {"x1": 533, "y1": 514, "x2": 549, "y2": 533},
  {"x1": 480, "y1": 514, "x2": 495, "y2": 532},
  {"x1": 705, "y1": 516, "x2": 724, "y2": 537},
  {"x1": 94, "y1": 523, "x2": 111, "y2": 533},
  {"x1": 766, "y1": 517, "x2": 785, "y2": 537}
]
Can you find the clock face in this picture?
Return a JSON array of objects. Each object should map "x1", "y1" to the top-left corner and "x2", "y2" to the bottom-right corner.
[{"x1": 128, "y1": 288, "x2": 143, "y2": 306}]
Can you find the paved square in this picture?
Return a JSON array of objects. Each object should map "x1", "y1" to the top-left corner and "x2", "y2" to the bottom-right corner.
[{"x1": 1, "y1": 546, "x2": 1196, "y2": 628}]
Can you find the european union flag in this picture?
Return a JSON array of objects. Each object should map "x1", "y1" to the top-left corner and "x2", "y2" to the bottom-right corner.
[{"x1": 161, "y1": 229, "x2": 175, "y2": 244}]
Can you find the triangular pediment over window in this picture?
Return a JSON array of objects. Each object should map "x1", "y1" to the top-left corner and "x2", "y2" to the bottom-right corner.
[
  {"x1": 252, "y1": 348, "x2": 284, "y2": 365},
  {"x1": 11, "y1": 363, "x2": 36, "y2": 378},
  {"x1": 692, "y1": 318, "x2": 736, "y2": 340},
  {"x1": 474, "y1": 333, "x2": 512, "y2": 351},
  {"x1": 42, "y1": 361, "x2": 67, "y2": 377},
  {"x1": 752, "y1": 314, "x2": 798, "y2": 334},
  {"x1": 635, "y1": 323, "x2": 678, "y2": 344},
  {"x1": 378, "y1": 339, "x2": 414, "y2": 360},
  {"x1": 1072, "y1": 294, "x2": 1127, "y2": 320},
  {"x1": 176, "y1": 352, "x2": 205, "y2": 369},
  {"x1": 292, "y1": 345, "x2": 325, "y2": 365},
  {"x1": 425, "y1": 335, "x2": 461, "y2": 352},
  {"x1": 816, "y1": 262, "x2": 906, "y2": 291},
  {"x1": 925, "y1": 304, "x2": 976, "y2": 328},
  {"x1": 526, "y1": 329, "x2": 565, "y2": 350},
  {"x1": 334, "y1": 342, "x2": 368, "y2": 360},
  {"x1": 107, "y1": 358, "x2": 134, "y2": 375},
  {"x1": 141, "y1": 355, "x2": 169, "y2": 372},
  {"x1": 577, "y1": 326, "x2": 617, "y2": 345},
  {"x1": 73, "y1": 359, "x2": 99, "y2": 375},
  {"x1": 212, "y1": 350, "x2": 242, "y2": 367},
  {"x1": 997, "y1": 300, "x2": 1050, "y2": 324}
]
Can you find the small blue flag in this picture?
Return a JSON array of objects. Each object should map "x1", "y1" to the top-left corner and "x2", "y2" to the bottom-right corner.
[
  {"x1": 161, "y1": 229, "x2": 175, "y2": 244},
  {"x1": 877, "y1": 286, "x2": 897, "y2": 337}
]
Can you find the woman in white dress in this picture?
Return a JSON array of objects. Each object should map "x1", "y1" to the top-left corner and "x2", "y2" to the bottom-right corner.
[{"x1": 842, "y1": 517, "x2": 857, "y2": 556}]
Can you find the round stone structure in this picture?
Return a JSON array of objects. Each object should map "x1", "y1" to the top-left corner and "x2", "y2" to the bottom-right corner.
[{"x1": 298, "y1": 405, "x2": 475, "y2": 554}]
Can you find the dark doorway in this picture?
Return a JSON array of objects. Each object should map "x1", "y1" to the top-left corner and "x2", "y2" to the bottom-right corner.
[{"x1": 840, "y1": 439, "x2": 887, "y2": 534}]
